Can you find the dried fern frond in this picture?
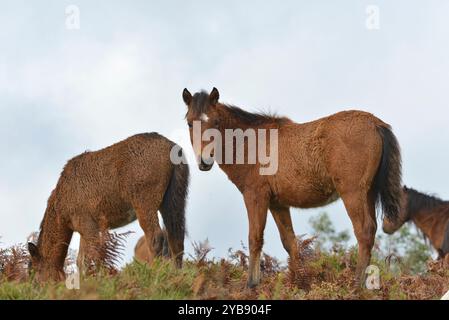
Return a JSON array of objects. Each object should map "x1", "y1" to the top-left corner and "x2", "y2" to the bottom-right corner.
[
  {"x1": 287, "y1": 236, "x2": 317, "y2": 290},
  {"x1": 82, "y1": 231, "x2": 133, "y2": 275},
  {"x1": 190, "y1": 239, "x2": 213, "y2": 266},
  {"x1": 228, "y1": 248, "x2": 248, "y2": 268},
  {"x1": 0, "y1": 244, "x2": 29, "y2": 282},
  {"x1": 260, "y1": 253, "x2": 283, "y2": 276}
]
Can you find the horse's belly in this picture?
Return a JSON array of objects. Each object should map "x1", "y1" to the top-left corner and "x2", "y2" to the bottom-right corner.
[
  {"x1": 108, "y1": 209, "x2": 137, "y2": 229},
  {"x1": 278, "y1": 191, "x2": 339, "y2": 208},
  {"x1": 272, "y1": 176, "x2": 340, "y2": 209}
]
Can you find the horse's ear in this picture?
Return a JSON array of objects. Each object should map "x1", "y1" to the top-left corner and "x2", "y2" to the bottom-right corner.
[
  {"x1": 182, "y1": 88, "x2": 192, "y2": 106},
  {"x1": 28, "y1": 242, "x2": 40, "y2": 259},
  {"x1": 403, "y1": 185, "x2": 408, "y2": 191},
  {"x1": 210, "y1": 87, "x2": 220, "y2": 105}
]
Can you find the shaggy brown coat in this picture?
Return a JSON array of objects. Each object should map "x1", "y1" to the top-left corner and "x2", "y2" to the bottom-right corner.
[
  {"x1": 183, "y1": 88, "x2": 402, "y2": 287},
  {"x1": 383, "y1": 186, "x2": 449, "y2": 264},
  {"x1": 28, "y1": 133, "x2": 189, "y2": 281}
]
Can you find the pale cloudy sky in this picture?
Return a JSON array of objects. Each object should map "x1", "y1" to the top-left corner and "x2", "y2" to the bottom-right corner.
[{"x1": 1, "y1": 1, "x2": 449, "y2": 263}]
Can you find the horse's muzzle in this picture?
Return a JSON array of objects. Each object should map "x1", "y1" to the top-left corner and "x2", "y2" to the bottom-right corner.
[{"x1": 199, "y1": 157, "x2": 214, "y2": 171}]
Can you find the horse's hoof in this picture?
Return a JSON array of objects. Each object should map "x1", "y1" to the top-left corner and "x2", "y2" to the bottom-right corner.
[{"x1": 247, "y1": 279, "x2": 260, "y2": 289}]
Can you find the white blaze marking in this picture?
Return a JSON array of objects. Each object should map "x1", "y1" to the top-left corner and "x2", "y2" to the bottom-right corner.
[{"x1": 200, "y1": 113, "x2": 209, "y2": 122}]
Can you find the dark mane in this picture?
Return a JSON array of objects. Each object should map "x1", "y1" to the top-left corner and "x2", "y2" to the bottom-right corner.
[
  {"x1": 224, "y1": 105, "x2": 291, "y2": 126},
  {"x1": 189, "y1": 90, "x2": 291, "y2": 126},
  {"x1": 406, "y1": 187, "x2": 448, "y2": 217}
]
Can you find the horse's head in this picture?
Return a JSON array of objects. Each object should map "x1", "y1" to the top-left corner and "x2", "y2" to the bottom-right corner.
[
  {"x1": 183, "y1": 87, "x2": 221, "y2": 172},
  {"x1": 27, "y1": 242, "x2": 65, "y2": 282},
  {"x1": 382, "y1": 186, "x2": 410, "y2": 234}
]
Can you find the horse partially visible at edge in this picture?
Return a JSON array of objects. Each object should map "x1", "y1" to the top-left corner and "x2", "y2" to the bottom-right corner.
[
  {"x1": 134, "y1": 232, "x2": 170, "y2": 263},
  {"x1": 182, "y1": 87, "x2": 402, "y2": 287},
  {"x1": 383, "y1": 186, "x2": 449, "y2": 264}
]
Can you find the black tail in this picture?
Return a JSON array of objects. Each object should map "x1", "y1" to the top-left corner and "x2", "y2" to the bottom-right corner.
[
  {"x1": 373, "y1": 125, "x2": 402, "y2": 221},
  {"x1": 160, "y1": 149, "x2": 190, "y2": 244}
]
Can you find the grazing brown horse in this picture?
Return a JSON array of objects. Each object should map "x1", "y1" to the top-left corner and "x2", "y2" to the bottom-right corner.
[
  {"x1": 28, "y1": 133, "x2": 189, "y2": 282},
  {"x1": 383, "y1": 186, "x2": 449, "y2": 263},
  {"x1": 134, "y1": 232, "x2": 170, "y2": 263},
  {"x1": 182, "y1": 88, "x2": 402, "y2": 287}
]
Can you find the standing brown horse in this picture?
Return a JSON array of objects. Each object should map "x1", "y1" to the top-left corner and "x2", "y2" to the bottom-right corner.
[
  {"x1": 182, "y1": 88, "x2": 402, "y2": 287},
  {"x1": 28, "y1": 133, "x2": 189, "y2": 282},
  {"x1": 383, "y1": 186, "x2": 449, "y2": 263}
]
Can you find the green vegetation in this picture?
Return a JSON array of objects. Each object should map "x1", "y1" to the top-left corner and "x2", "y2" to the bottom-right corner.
[
  {"x1": 309, "y1": 212, "x2": 351, "y2": 251},
  {"x1": 376, "y1": 225, "x2": 432, "y2": 274},
  {"x1": 0, "y1": 213, "x2": 447, "y2": 300},
  {"x1": 310, "y1": 212, "x2": 433, "y2": 274}
]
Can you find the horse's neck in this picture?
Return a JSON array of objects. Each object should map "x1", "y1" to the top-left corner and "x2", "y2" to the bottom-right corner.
[
  {"x1": 412, "y1": 209, "x2": 449, "y2": 248},
  {"x1": 213, "y1": 108, "x2": 256, "y2": 189},
  {"x1": 37, "y1": 204, "x2": 72, "y2": 268},
  {"x1": 218, "y1": 106, "x2": 253, "y2": 130}
]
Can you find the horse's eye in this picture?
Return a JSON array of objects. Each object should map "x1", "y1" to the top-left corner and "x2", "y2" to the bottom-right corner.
[{"x1": 188, "y1": 122, "x2": 193, "y2": 128}]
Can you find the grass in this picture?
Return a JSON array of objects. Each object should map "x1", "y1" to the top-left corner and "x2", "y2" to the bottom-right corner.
[{"x1": 1, "y1": 237, "x2": 448, "y2": 300}]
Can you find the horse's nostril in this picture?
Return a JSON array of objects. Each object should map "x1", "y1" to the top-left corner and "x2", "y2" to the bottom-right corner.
[
  {"x1": 198, "y1": 160, "x2": 214, "y2": 171},
  {"x1": 200, "y1": 157, "x2": 214, "y2": 166}
]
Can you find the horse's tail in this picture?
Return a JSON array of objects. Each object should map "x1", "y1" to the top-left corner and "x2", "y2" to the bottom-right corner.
[
  {"x1": 373, "y1": 124, "x2": 402, "y2": 221},
  {"x1": 160, "y1": 148, "x2": 190, "y2": 246}
]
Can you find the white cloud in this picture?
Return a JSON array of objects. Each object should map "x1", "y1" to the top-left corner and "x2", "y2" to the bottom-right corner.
[{"x1": 1, "y1": 1, "x2": 449, "y2": 264}]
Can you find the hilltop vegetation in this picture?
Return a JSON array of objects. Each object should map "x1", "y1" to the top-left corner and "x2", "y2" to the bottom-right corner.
[{"x1": 1, "y1": 213, "x2": 448, "y2": 300}]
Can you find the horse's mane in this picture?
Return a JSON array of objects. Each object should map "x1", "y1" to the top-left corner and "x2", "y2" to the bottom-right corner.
[
  {"x1": 189, "y1": 91, "x2": 210, "y2": 116},
  {"x1": 223, "y1": 105, "x2": 291, "y2": 126},
  {"x1": 406, "y1": 187, "x2": 448, "y2": 217},
  {"x1": 188, "y1": 90, "x2": 291, "y2": 126}
]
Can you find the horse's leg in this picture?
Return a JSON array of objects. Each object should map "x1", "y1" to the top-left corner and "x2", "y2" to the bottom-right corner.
[
  {"x1": 340, "y1": 190, "x2": 377, "y2": 287},
  {"x1": 243, "y1": 189, "x2": 269, "y2": 288},
  {"x1": 77, "y1": 217, "x2": 101, "y2": 274},
  {"x1": 134, "y1": 204, "x2": 163, "y2": 266},
  {"x1": 76, "y1": 238, "x2": 86, "y2": 273},
  {"x1": 270, "y1": 206, "x2": 299, "y2": 260}
]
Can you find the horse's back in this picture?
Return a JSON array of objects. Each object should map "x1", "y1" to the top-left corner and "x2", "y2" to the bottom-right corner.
[
  {"x1": 116, "y1": 133, "x2": 176, "y2": 198},
  {"x1": 276, "y1": 110, "x2": 384, "y2": 176},
  {"x1": 62, "y1": 132, "x2": 175, "y2": 181},
  {"x1": 269, "y1": 110, "x2": 386, "y2": 208},
  {"x1": 53, "y1": 133, "x2": 177, "y2": 218}
]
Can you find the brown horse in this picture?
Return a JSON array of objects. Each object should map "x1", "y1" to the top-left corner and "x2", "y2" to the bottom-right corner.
[
  {"x1": 134, "y1": 232, "x2": 170, "y2": 263},
  {"x1": 182, "y1": 88, "x2": 402, "y2": 287},
  {"x1": 383, "y1": 186, "x2": 449, "y2": 263},
  {"x1": 28, "y1": 133, "x2": 189, "y2": 282}
]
